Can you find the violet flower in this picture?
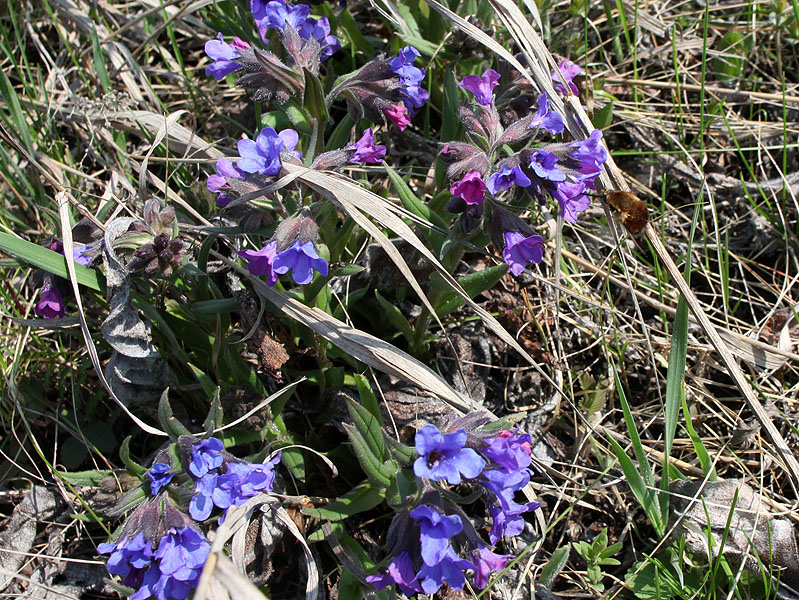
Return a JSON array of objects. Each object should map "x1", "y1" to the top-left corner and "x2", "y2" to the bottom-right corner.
[
  {"x1": 298, "y1": 16, "x2": 341, "y2": 60},
  {"x1": 502, "y1": 231, "x2": 544, "y2": 276},
  {"x1": 272, "y1": 240, "x2": 329, "y2": 285},
  {"x1": 188, "y1": 438, "x2": 224, "y2": 478},
  {"x1": 460, "y1": 69, "x2": 500, "y2": 106},
  {"x1": 35, "y1": 281, "x2": 65, "y2": 319},
  {"x1": 486, "y1": 164, "x2": 532, "y2": 196},
  {"x1": 568, "y1": 129, "x2": 608, "y2": 183},
  {"x1": 551, "y1": 181, "x2": 591, "y2": 223},
  {"x1": 365, "y1": 551, "x2": 423, "y2": 597},
  {"x1": 205, "y1": 34, "x2": 248, "y2": 80},
  {"x1": 148, "y1": 463, "x2": 174, "y2": 495},
  {"x1": 529, "y1": 92, "x2": 564, "y2": 134},
  {"x1": 482, "y1": 430, "x2": 532, "y2": 472},
  {"x1": 237, "y1": 127, "x2": 299, "y2": 177},
  {"x1": 416, "y1": 546, "x2": 475, "y2": 594},
  {"x1": 347, "y1": 128, "x2": 386, "y2": 163},
  {"x1": 482, "y1": 468, "x2": 541, "y2": 543},
  {"x1": 239, "y1": 241, "x2": 279, "y2": 286},
  {"x1": 450, "y1": 171, "x2": 487, "y2": 206},
  {"x1": 409, "y1": 504, "x2": 463, "y2": 565},
  {"x1": 389, "y1": 46, "x2": 429, "y2": 113},
  {"x1": 413, "y1": 424, "x2": 485, "y2": 485},
  {"x1": 254, "y1": 0, "x2": 340, "y2": 60},
  {"x1": 552, "y1": 59, "x2": 583, "y2": 96},
  {"x1": 383, "y1": 104, "x2": 411, "y2": 130},
  {"x1": 472, "y1": 545, "x2": 511, "y2": 589},
  {"x1": 529, "y1": 150, "x2": 566, "y2": 183}
]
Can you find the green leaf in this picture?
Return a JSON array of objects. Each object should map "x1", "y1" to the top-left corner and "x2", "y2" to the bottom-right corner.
[
  {"x1": 55, "y1": 468, "x2": 114, "y2": 486},
  {"x1": 346, "y1": 395, "x2": 387, "y2": 462},
  {"x1": 539, "y1": 544, "x2": 570, "y2": 589},
  {"x1": 682, "y1": 393, "x2": 716, "y2": 480},
  {"x1": 441, "y1": 69, "x2": 460, "y2": 142},
  {"x1": 374, "y1": 290, "x2": 414, "y2": 344},
  {"x1": 385, "y1": 436, "x2": 416, "y2": 465},
  {"x1": 158, "y1": 388, "x2": 192, "y2": 439},
  {"x1": 0, "y1": 233, "x2": 103, "y2": 291},
  {"x1": 337, "y1": 10, "x2": 372, "y2": 55},
  {"x1": 302, "y1": 481, "x2": 385, "y2": 521},
  {"x1": 343, "y1": 423, "x2": 391, "y2": 488},
  {"x1": 606, "y1": 434, "x2": 663, "y2": 535},
  {"x1": 303, "y1": 67, "x2": 329, "y2": 125},
  {"x1": 188, "y1": 363, "x2": 218, "y2": 399},
  {"x1": 592, "y1": 101, "x2": 614, "y2": 130},
  {"x1": 107, "y1": 485, "x2": 148, "y2": 517},
  {"x1": 120, "y1": 436, "x2": 147, "y2": 476},
  {"x1": 385, "y1": 164, "x2": 448, "y2": 229},
  {"x1": 353, "y1": 374, "x2": 380, "y2": 420},
  {"x1": 203, "y1": 388, "x2": 224, "y2": 434},
  {"x1": 191, "y1": 299, "x2": 236, "y2": 314},
  {"x1": 434, "y1": 264, "x2": 507, "y2": 317}
]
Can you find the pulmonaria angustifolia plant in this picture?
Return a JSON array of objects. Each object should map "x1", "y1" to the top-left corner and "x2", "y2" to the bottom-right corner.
[
  {"x1": 442, "y1": 66, "x2": 607, "y2": 276},
  {"x1": 98, "y1": 431, "x2": 281, "y2": 600},
  {"x1": 366, "y1": 415, "x2": 541, "y2": 595}
]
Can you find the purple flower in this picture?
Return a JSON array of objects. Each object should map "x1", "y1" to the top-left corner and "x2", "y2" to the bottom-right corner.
[
  {"x1": 481, "y1": 468, "x2": 541, "y2": 544},
  {"x1": 254, "y1": 0, "x2": 340, "y2": 60},
  {"x1": 568, "y1": 129, "x2": 608, "y2": 183},
  {"x1": 205, "y1": 34, "x2": 247, "y2": 80},
  {"x1": 552, "y1": 59, "x2": 583, "y2": 96},
  {"x1": 99, "y1": 532, "x2": 154, "y2": 590},
  {"x1": 384, "y1": 104, "x2": 411, "y2": 130},
  {"x1": 389, "y1": 46, "x2": 429, "y2": 113},
  {"x1": 409, "y1": 504, "x2": 463, "y2": 565},
  {"x1": 502, "y1": 231, "x2": 544, "y2": 276},
  {"x1": 529, "y1": 150, "x2": 566, "y2": 182},
  {"x1": 239, "y1": 241, "x2": 279, "y2": 286},
  {"x1": 35, "y1": 281, "x2": 65, "y2": 318},
  {"x1": 413, "y1": 424, "x2": 486, "y2": 485},
  {"x1": 148, "y1": 463, "x2": 174, "y2": 495},
  {"x1": 272, "y1": 240, "x2": 328, "y2": 285},
  {"x1": 416, "y1": 546, "x2": 475, "y2": 594},
  {"x1": 460, "y1": 69, "x2": 500, "y2": 106},
  {"x1": 366, "y1": 551, "x2": 423, "y2": 597},
  {"x1": 347, "y1": 128, "x2": 386, "y2": 163},
  {"x1": 551, "y1": 181, "x2": 591, "y2": 223},
  {"x1": 472, "y1": 546, "x2": 511, "y2": 589},
  {"x1": 298, "y1": 16, "x2": 341, "y2": 60},
  {"x1": 486, "y1": 165, "x2": 532, "y2": 196},
  {"x1": 189, "y1": 437, "x2": 224, "y2": 478},
  {"x1": 155, "y1": 527, "x2": 209, "y2": 586},
  {"x1": 450, "y1": 171, "x2": 487, "y2": 206},
  {"x1": 529, "y1": 92, "x2": 564, "y2": 134},
  {"x1": 189, "y1": 473, "x2": 217, "y2": 521},
  {"x1": 237, "y1": 127, "x2": 299, "y2": 177},
  {"x1": 482, "y1": 430, "x2": 532, "y2": 472},
  {"x1": 207, "y1": 159, "x2": 243, "y2": 193},
  {"x1": 72, "y1": 245, "x2": 93, "y2": 266}
]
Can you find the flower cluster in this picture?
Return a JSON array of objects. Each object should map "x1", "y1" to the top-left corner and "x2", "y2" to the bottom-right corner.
[
  {"x1": 252, "y1": 0, "x2": 341, "y2": 60},
  {"x1": 367, "y1": 420, "x2": 540, "y2": 595},
  {"x1": 182, "y1": 437, "x2": 282, "y2": 522},
  {"x1": 442, "y1": 67, "x2": 608, "y2": 276},
  {"x1": 98, "y1": 500, "x2": 210, "y2": 600}
]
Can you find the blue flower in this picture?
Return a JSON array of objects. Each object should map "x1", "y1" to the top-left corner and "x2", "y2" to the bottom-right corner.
[
  {"x1": 413, "y1": 424, "x2": 486, "y2": 485},
  {"x1": 272, "y1": 240, "x2": 328, "y2": 285},
  {"x1": 552, "y1": 59, "x2": 583, "y2": 96},
  {"x1": 298, "y1": 16, "x2": 341, "y2": 60},
  {"x1": 568, "y1": 129, "x2": 608, "y2": 183},
  {"x1": 253, "y1": 0, "x2": 340, "y2": 60},
  {"x1": 482, "y1": 430, "x2": 532, "y2": 472},
  {"x1": 529, "y1": 150, "x2": 566, "y2": 183},
  {"x1": 365, "y1": 551, "x2": 423, "y2": 597},
  {"x1": 409, "y1": 504, "x2": 463, "y2": 565},
  {"x1": 72, "y1": 245, "x2": 93, "y2": 266},
  {"x1": 237, "y1": 127, "x2": 299, "y2": 177},
  {"x1": 389, "y1": 46, "x2": 429, "y2": 113},
  {"x1": 486, "y1": 165, "x2": 532, "y2": 196},
  {"x1": 239, "y1": 241, "x2": 279, "y2": 286},
  {"x1": 189, "y1": 438, "x2": 224, "y2": 478},
  {"x1": 148, "y1": 463, "x2": 174, "y2": 495},
  {"x1": 460, "y1": 69, "x2": 500, "y2": 106},
  {"x1": 204, "y1": 34, "x2": 248, "y2": 81},
  {"x1": 529, "y1": 92, "x2": 564, "y2": 134},
  {"x1": 481, "y1": 468, "x2": 541, "y2": 544},
  {"x1": 416, "y1": 546, "x2": 475, "y2": 594},
  {"x1": 502, "y1": 231, "x2": 544, "y2": 277}
]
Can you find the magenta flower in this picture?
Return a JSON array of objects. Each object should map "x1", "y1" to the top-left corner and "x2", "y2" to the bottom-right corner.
[
  {"x1": 460, "y1": 69, "x2": 500, "y2": 105},
  {"x1": 239, "y1": 241, "x2": 279, "y2": 286},
  {"x1": 450, "y1": 171, "x2": 487, "y2": 206},
  {"x1": 552, "y1": 59, "x2": 583, "y2": 96},
  {"x1": 384, "y1": 104, "x2": 411, "y2": 130},
  {"x1": 237, "y1": 127, "x2": 299, "y2": 177},
  {"x1": 472, "y1": 546, "x2": 511, "y2": 588},
  {"x1": 272, "y1": 240, "x2": 328, "y2": 285},
  {"x1": 413, "y1": 424, "x2": 485, "y2": 485},
  {"x1": 35, "y1": 282, "x2": 65, "y2": 318},
  {"x1": 502, "y1": 231, "x2": 544, "y2": 276},
  {"x1": 347, "y1": 128, "x2": 386, "y2": 163}
]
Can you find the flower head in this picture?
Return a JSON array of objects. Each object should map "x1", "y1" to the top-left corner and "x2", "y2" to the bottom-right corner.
[
  {"x1": 486, "y1": 165, "x2": 532, "y2": 196},
  {"x1": 205, "y1": 33, "x2": 248, "y2": 80},
  {"x1": 416, "y1": 546, "x2": 475, "y2": 594},
  {"x1": 389, "y1": 46, "x2": 429, "y2": 113},
  {"x1": 237, "y1": 127, "x2": 300, "y2": 177},
  {"x1": 148, "y1": 463, "x2": 174, "y2": 495},
  {"x1": 460, "y1": 69, "x2": 500, "y2": 106},
  {"x1": 239, "y1": 241, "x2": 280, "y2": 286},
  {"x1": 529, "y1": 150, "x2": 566, "y2": 183},
  {"x1": 384, "y1": 104, "x2": 411, "y2": 130},
  {"x1": 413, "y1": 424, "x2": 486, "y2": 485},
  {"x1": 568, "y1": 129, "x2": 608, "y2": 182},
  {"x1": 482, "y1": 430, "x2": 532, "y2": 472},
  {"x1": 189, "y1": 437, "x2": 224, "y2": 478},
  {"x1": 529, "y1": 92, "x2": 564, "y2": 134},
  {"x1": 409, "y1": 504, "x2": 463, "y2": 565},
  {"x1": 347, "y1": 128, "x2": 386, "y2": 163},
  {"x1": 450, "y1": 171, "x2": 487, "y2": 206},
  {"x1": 472, "y1": 545, "x2": 511, "y2": 589},
  {"x1": 272, "y1": 240, "x2": 328, "y2": 285},
  {"x1": 551, "y1": 181, "x2": 591, "y2": 223},
  {"x1": 366, "y1": 551, "x2": 423, "y2": 597},
  {"x1": 35, "y1": 281, "x2": 65, "y2": 319},
  {"x1": 552, "y1": 59, "x2": 583, "y2": 96},
  {"x1": 502, "y1": 231, "x2": 545, "y2": 276}
]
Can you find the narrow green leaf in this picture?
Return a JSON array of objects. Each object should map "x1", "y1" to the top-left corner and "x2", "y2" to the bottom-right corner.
[
  {"x1": 107, "y1": 485, "x2": 148, "y2": 517},
  {"x1": 345, "y1": 396, "x2": 387, "y2": 463},
  {"x1": 0, "y1": 233, "x2": 103, "y2": 291},
  {"x1": 385, "y1": 164, "x2": 448, "y2": 229},
  {"x1": 120, "y1": 436, "x2": 147, "y2": 476},
  {"x1": 441, "y1": 69, "x2": 460, "y2": 142},
  {"x1": 614, "y1": 369, "x2": 655, "y2": 490},
  {"x1": 55, "y1": 468, "x2": 114, "y2": 486},
  {"x1": 539, "y1": 544, "x2": 570, "y2": 589},
  {"x1": 303, "y1": 67, "x2": 329, "y2": 124},
  {"x1": 681, "y1": 392, "x2": 716, "y2": 480},
  {"x1": 302, "y1": 481, "x2": 385, "y2": 521},
  {"x1": 158, "y1": 388, "x2": 192, "y2": 438},
  {"x1": 592, "y1": 101, "x2": 614, "y2": 130},
  {"x1": 606, "y1": 434, "x2": 663, "y2": 535},
  {"x1": 353, "y1": 374, "x2": 380, "y2": 420},
  {"x1": 337, "y1": 10, "x2": 372, "y2": 55},
  {"x1": 191, "y1": 298, "x2": 236, "y2": 314},
  {"x1": 203, "y1": 388, "x2": 224, "y2": 434},
  {"x1": 343, "y1": 424, "x2": 391, "y2": 488},
  {"x1": 385, "y1": 436, "x2": 416, "y2": 465},
  {"x1": 375, "y1": 290, "x2": 414, "y2": 344},
  {"x1": 434, "y1": 264, "x2": 507, "y2": 317}
]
